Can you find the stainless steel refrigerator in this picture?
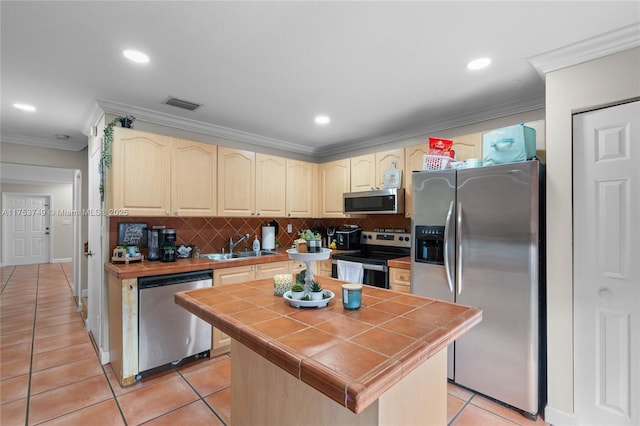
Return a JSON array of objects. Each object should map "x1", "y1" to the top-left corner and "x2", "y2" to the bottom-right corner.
[{"x1": 410, "y1": 160, "x2": 545, "y2": 418}]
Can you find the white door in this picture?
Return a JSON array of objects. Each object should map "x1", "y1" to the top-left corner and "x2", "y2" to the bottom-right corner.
[
  {"x1": 2, "y1": 194, "x2": 51, "y2": 265},
  {"x1": 87, "y1": 134, "x2": 105, "y2": 355},
  {"x1": 573, "y1": 100, "x2": 639, "y2": 425}
]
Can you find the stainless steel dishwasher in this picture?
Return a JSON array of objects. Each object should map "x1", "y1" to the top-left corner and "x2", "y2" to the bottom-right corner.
[{"x1": 138, "y1": 270, "x2": 213, "y2": 372}]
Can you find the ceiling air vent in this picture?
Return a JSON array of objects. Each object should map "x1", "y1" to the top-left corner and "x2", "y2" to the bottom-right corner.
[{"x1": 161, "y1": 96, "x2": 201, "y2": 111}]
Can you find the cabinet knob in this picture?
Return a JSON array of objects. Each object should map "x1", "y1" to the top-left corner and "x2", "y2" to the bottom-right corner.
[
  {"x1": 165, "y1": 210, "x2": 170, "y2": 215},
  {"x1": 174, "y1": 211, "x2": 178, "y2": 215}
]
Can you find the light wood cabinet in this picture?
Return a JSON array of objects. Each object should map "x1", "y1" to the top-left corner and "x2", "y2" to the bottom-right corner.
[
  {"x1": 350, "y1": 149, "x2": 404, "y2": 192},
  {"x1": 107, "y1": 128, "x2": 217, "y2": 216},
  {"x1": 452, "y1": 132, "x2": 482, "y2": 162},
  {"x1": 217, "y1": 148, "x2": 287, "y2": 217},
  {"x1": 217, "y1": 147, "x2": 255, "y2": 216},
  {"x1": 211, "y1": 260, "x2": 291, "y2": 355},
  {"x1": 256, "y1": 154, "x2": 286, "y2": 217},
  {"x1": 389, "y1": 267, "x2": 411, "y2": 293},
  {"x1": 404, "y1": 143, "x2": 429, "y2": 218},
  {"x1": 286, "y1": 159, "x2": 317, "y2": 217},
  {"x1": 172, "y1": 138, "x2": 217, "y2": 216},
  {"x1": 312, "y1": 258, "x2": 333, "y2": 278},
  {"x1": 320, "y1": 159, "x2": 350, "y2": 218},
  {"x1": 108, "y1": 128, "x2": 172, "y2": 216}
]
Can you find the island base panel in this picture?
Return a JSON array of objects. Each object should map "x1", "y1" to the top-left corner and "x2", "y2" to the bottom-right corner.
[{"x1": 231, "y1": 340, "x2": 447, "y2": 425}]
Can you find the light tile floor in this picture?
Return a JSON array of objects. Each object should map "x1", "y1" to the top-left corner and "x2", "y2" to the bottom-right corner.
[{"x1": 1, "y1": 263, "x2": 548, "y2": 425}]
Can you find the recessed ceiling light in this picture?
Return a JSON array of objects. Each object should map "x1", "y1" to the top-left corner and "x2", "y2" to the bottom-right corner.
[
  {"x1": 14, "y1": 103, "x2": 36, "y2": 112},
  {"x1": 466, "y1": 57, "x2": 491, "y2": 70},
  {"x1": 315, "y1": 115, "x2": 330, "y2": 125},
  {"x1": 123, "y1": 49, "x2": 149, "y2": 64},
  {"x1": 55, "y1": 134, "x2": 70, "y2": 140}
]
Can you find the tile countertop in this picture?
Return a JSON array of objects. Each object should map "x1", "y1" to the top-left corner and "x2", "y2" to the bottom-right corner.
[
  {"x1": 104, "y1": 252, "x2": 291, "y2": 279},
  {"x1": 387, "y1": 256, "x2": 411, "y2": 269},
  {"x1": 175, "y1": 276, "x2": 481, "y2": 414}
]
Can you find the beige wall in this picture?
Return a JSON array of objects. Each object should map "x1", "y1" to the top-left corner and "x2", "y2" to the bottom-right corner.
[
  {"x1": 0, "y1": 182, "x2": 74, "y2": 261},
  {"x1": 545, "y1": 47, "x2": 640, "y2": 422},
  {"x1": 0, "y1": 142, "x2": 88, "y2": 287}
]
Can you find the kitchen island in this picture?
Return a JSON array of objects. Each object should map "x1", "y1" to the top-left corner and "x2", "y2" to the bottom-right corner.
[{"x1": 175, "y1": 276, "x2": 481, "y2": 425}]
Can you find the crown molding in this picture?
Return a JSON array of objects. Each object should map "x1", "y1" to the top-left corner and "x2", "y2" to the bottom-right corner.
[
  {"x1": 317, "y1": 94, "x2": 546, "y2": 158},
  {"x1": 0, "y1": 133, "x2": 87, "y2": 152},
  {"x1": 527, "y1": 22, "x2": 640, "y2": 77},
  {"x1": 82, "y1": 101, "x2": 106, "y2": 136},
  {"x1": 94, "y1": 99, "x2": 319, "y2": 156}
]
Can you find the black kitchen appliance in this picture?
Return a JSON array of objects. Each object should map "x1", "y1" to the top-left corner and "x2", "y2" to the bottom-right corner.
[
  {"x1": 335, "y1": 227, "x2": 362, "y2": 250},
  {"x1": 331, "y1": 229, "x2": 411, "y2": 288},
  {"x1": 159, "y1": 228, "x2": 176, "y2": 262},
  {"x1": 326, "y1": 226, "x2": 337, "y2": 246}
]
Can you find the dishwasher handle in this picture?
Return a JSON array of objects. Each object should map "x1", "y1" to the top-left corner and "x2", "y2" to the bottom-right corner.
[{"x1": 138, "y1": 270, "x2": 213, "y2": 289}]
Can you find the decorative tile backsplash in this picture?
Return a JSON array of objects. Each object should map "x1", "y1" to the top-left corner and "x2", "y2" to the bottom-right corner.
[{"x1": 109, "y1": 215, "x2": 411, "y2": 255}]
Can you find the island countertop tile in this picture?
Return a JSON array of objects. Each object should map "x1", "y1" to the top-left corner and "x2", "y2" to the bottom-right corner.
[{"x1": 175, "y1": 276, "x2": 481, "y2": 414}]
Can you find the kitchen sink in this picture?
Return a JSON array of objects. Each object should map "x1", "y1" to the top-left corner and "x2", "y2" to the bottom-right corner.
[{"x1": 200, "y1": 251, "x2": 278, "y2": 261}]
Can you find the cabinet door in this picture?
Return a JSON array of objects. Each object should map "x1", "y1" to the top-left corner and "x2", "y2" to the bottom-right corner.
[
  {"x1": 452, "y1": 132, "x2": 482, "y2": 161},
  {"x1": 172, "y1": 139, "x2": 217, "y2": 216},
  {"x1": 389, "y1": 267, "x2": 411, "y2": 293},
  {"x1": 312, "y1": 258, "x2": 333, "y2": 277},
  {"x1": 256, "y1": 154, "x2": 286, "y2": 217},
  {"x1": 257, "y1": 261, "x2": 291, "y2": 279},
  {"x1": 350, "y1": 154, "x2": 376, "y2": 192},
  {"x1": 376, "y1": 149, "x2": 405, "y2": 189},
  {"x1": 286, "y1": 159, "x2": 316, "y2": 218},
  {"x1": 320, "y1": 159, "x2": 350, "y2": 218},
  {"x1": 109, "y1": 128, "x2": 172, "y2": 216},
  {"x1": 217, "y1": 147, "x2": 255, "y2": 216},
  {"x1": 404, "y1": 143, "x2": 429, "y2": 218},
  {"x1": 211, "y1": 264, "x2": 254, "y2": 356}
]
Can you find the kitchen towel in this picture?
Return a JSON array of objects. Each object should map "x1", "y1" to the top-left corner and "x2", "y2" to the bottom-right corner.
[{"x1": 337, "y1": 260, "x2": 364, "y2": 284}]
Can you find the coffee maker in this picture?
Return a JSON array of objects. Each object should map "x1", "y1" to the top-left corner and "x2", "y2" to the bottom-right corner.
[
  {"x1": 159, "y1": 228, "x2": 176, "y2": 262},
  {"x1": 147, "y1": 226, "x2": 164, "y2": 261}
]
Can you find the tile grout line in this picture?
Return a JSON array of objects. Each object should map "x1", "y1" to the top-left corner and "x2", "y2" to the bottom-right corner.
[
  {"x1": 24, "y1": 264, "x2": 42, "y2": 426},
  {"x1": 173, "y1": 361, "x2": 229, "y2": 426}
]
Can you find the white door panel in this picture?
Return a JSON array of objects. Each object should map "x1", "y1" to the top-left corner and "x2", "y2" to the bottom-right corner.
[
  {"x1": 573, "y1": 100, "x2": 639, "y2": 425},
  {"x1": 2, "y1": 194, "x2": 51, "y2": 265}
]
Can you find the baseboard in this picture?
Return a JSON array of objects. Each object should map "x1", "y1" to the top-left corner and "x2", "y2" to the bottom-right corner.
[
  {"x1": 51, "y1": 258, "x2": 72, "y2": 263},
  {"x1": 544, "y1": 405, "x2": 577, "y2": 425},
  {"x1": 100, "y1": 348, "x2": 110, "y2": 365}
]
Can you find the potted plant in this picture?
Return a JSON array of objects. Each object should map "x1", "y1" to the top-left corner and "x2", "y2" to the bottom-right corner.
[
  {"x1": 309, "y1": 280, "x2": 323, "y2": 301},
  {"x1": 298, "y1": 229, "x2": 322, "y2": 253},
  {"x1": 290, "y1": 283, "x2": 305, "y2": 300}
]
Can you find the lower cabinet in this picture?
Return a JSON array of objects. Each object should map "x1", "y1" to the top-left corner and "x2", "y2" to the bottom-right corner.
[
  {"x1": 313, "y1": 258, "x2": 333, "y2": 278},
  {"x1": 389, "y1": 267, "x2": 411, "y2": 293},
  {"x1": 211, "y1": 260, "x2": 291, "y2": 355}
]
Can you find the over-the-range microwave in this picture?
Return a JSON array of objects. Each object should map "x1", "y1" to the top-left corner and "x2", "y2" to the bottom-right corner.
[{"x1": 343, "y1": 188, "x2": 405, "y2": 215}]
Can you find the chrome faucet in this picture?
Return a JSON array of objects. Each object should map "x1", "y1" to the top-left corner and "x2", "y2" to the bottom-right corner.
[{"x1": 229, "y1": 233, "x2": 250, "y2": 255}]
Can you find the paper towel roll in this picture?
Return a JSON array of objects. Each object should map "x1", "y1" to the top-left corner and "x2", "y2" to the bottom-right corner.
[{"x1": 262, "y1": 226, "x2": 275, "y2": 250}]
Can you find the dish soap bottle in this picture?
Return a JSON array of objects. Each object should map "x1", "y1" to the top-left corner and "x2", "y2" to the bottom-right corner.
[{"x1": 252, "y1": 235, "x2": 260, "y2": 253}]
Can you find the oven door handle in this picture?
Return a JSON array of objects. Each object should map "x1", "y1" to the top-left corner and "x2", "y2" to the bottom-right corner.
[{"x1": 332, "y1": 259, "x2": 386, "y2": 272}]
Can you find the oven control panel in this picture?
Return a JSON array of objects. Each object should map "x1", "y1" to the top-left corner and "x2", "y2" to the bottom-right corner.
[{"x1": 360, "y1": 231, "x2": 412, "y2": 248}]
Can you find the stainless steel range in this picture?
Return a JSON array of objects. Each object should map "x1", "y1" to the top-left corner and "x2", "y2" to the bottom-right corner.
[{"x1": 331, "y1": 228, "x2": 411, "y2": 288}]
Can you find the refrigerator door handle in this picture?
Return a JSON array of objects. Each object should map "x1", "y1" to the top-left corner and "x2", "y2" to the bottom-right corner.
[
  {"x1": 443, "y1": 200, "x2": 455, "y2": 294},
  {"x1": 456, "y1": 201, "x2": 463, "y2": 295}
]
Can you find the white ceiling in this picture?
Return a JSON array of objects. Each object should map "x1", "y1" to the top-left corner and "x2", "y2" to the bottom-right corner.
[{"x1": 1, "y1": 1, "x2": 639, "y2": 158}]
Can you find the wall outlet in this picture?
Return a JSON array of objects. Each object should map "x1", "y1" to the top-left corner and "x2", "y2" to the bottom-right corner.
[{"x1": 287, "y1": 224, "x2": 292, "y2": 233}]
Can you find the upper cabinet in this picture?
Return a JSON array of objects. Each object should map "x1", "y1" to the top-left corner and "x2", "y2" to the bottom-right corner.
[
  {"x1": 256, "y1": 154, "x2": 287, "y2": 217},
  {"x1": 172, "y1": 138, "x2": 217, "y2": 216},
  {"x1": 451, "y1": 132, "x2": 482, "y2": 162},
  {"x1": 404, "y1": 143, "x2": 429, "y2": 218},
  {"x1": 218, "y1": 147, "x2": 287, "y2": 217},
  {"x1": 286, "y1": 159, "x2": 317, "y2": 218},
  {"x1": 350, "y1": 149, "x2": 404, "y2": 192},
  {"x1": 106, "y1": 128, "x2": 217, "y2": 216},
  {"x1": 320, "y1": 159, "x2": 350, "y2": 218}
]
